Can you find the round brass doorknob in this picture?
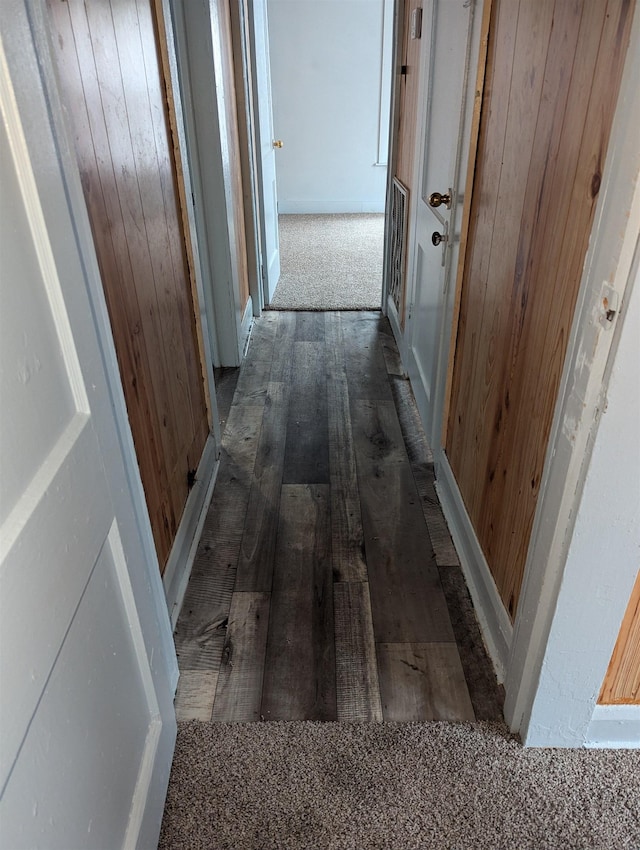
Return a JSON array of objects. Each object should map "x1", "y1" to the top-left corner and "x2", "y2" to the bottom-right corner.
[
  {"x1": 432, "y1": 231, "x2": 446, "y2": 246},
  {"x1": 428, "y1": 190, "x2": 452, "y2": 209},
  {"x1": 273, "y1": 140, "x2": 284, "y2": 149}
]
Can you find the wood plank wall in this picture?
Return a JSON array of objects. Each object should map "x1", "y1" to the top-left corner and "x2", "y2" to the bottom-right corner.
[
  {"x1": 445, "y1": 0, "x2": 634, "y2": 619},
  {"x1": 49, "y1": 0, "x2": 209, "y2": 569},
  {"x1": 600, "y1": 572, "x2": 640, "y2": 704}
]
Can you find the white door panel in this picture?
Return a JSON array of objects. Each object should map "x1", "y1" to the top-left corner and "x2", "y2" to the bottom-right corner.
[
  {"x1": 249, "y1": 0, "x2": 281, "y2": 303},
  {"x1": 0, "y1": 3, "x2": 177, "y2": 847},
  {"x1": 405, "y1": 0, "x2": 476, "y2": 446},
  {"x1": 1, "y1": 527, "x2": 156, "y2": 849}
]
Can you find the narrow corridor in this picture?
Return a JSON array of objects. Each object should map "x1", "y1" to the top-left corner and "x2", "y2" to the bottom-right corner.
[{"x1": 174, "y1": 311, "x2": 502, "y2": 722}]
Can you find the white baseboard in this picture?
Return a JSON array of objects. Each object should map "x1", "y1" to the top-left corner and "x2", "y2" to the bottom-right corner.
[
  {"x1": 163, "y1": 435, "x2": 219, "y2": 630},
  {"x1": 278, "y1": 201, "x2": 386, "y2": 215},
  {"x1": 386, "y1": 295, "x2": 408, "y2": 369},
  {"x1": 585, "y1": 705, "x2": 640, "y2": 748},
  {"x1": 434, "y1": 452, "x2": 513, "y2": 683},
  {"x1": 240, "y1": 297, "x2": 253, "y2": 357}
]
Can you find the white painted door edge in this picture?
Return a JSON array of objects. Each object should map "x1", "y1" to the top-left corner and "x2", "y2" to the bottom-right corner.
[
  {"x1": 504, "y1": 10, "x2": 640, "y2": 745},
  {"x1": 381, "y1": 0, "x2": 405, "y2": 317}
]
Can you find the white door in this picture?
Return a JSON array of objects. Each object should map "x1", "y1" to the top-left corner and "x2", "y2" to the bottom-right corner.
[
  {"x1": 404, "y1": 0, "x2": 477, "y2": 446},
  {"x1": 248, "y1": 0, "x2": 281, "y2": 304},
  {"x1": 0, "y1": 5, "x2": 177, "y2": 848}
]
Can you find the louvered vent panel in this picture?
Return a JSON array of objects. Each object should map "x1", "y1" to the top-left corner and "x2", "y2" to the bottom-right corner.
[{"x1": 389, "y1": 178, "x2": 408, "y2": 317}]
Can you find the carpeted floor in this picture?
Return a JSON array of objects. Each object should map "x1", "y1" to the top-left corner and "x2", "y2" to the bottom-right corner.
[
  {"x1": 269, "y1": 214, "x2": 384, "y2": 310},
  {"x1": 159, "y1": 721, "x2": 640, "y2": 849}
]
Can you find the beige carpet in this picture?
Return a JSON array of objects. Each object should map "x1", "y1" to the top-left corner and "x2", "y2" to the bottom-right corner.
[
  {"x1": 159, "y1": 721, "x2": 640, "y2": 849},
  {"x1": 268, "y1": 214, "x2": 384, "y2": 310}
]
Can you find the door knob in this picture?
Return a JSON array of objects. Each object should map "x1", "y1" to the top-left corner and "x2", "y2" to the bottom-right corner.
[
  {"x1": 273, "y1": 140, "x2": 284, "y2": 149},
  {"x1": 432, "y1": 231, "x2": 447, "y2": 246},
  {"x1": 428, "y1": 190, "x2": 452, "y2": 209}
]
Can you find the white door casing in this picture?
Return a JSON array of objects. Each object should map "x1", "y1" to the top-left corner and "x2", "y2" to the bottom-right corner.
[
  {"x1": 248, "y1": 0, "x2": 281, "y2": 305},
  {"x1": 0, "y1": 2, "x2": 177, "y2": 847},
  {"x1": 404, "y1": 0, "x2": 479, "y2": 447}
]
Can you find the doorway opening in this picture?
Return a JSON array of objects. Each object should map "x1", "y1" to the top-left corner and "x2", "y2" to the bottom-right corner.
[{"x1": 253, "y1": 0, "x2": 394, "y2": 311}]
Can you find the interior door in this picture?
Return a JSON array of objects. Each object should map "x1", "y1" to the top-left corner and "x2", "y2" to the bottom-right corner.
[
  {"x1": 404, "y1": 0, "x2": 475, "y2": 446},
  {"x1": 48, "y1": 0, "x2": 210, "y2": 570},
  {"x1": 248, "y1": 0, "x2": 281, "y2": 304},
  {"x1": 0, "y1": 6, "x2": 176, "y2": 845}
]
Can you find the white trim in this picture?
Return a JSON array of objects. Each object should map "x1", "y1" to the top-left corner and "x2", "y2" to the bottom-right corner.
[
  {"x1": 240, "y1": 296, "x2": 254, "y2": 356},
  {"x1": 381, "y1": 0, "x2": 405, "y2": 314},
  {"x1": 386, "y1": 295, "x2": 408, "y2": 364},
  {"x1": 376, "y1": 0, "x2": 394, "y2": 167},
  {"x1": 278, "y1": 201, "x2": 387, "y2": 215},
  {"x1": 504, "y1": 11, "x2": 640, "y2": 744},
  {"x1": 586, "y1": 706, "x2": 640, "y2": 749},
  {"x1": 435, "y1": 452, "x2": 512, "y2": 683},
  {"x1": 169, "y1": 0, "x2": 246, "y2": 367},
  {"x1": 157, "y1": 0, "x2": 221, "y2": 444},
  {"x1": 163, "y1": 436, "x2": 220, "y2": 630}
]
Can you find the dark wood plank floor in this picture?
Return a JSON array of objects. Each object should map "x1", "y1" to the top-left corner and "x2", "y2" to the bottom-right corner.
[{"x1": 174, "y1": 312, "x2": 503, "y2": 722}]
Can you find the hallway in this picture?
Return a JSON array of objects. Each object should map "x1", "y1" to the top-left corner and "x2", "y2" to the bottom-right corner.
[{"x1": 173, "y1": 311, "x2": 502, "y2": 722}]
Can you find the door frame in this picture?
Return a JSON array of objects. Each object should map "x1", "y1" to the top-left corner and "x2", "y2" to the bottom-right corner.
[
  {"x1": 402, "y1": 0, "x2": 484, "y2": 449},
  {"x1": 167, "y1": 0, "x2": 254, "y2": 367},
  {"x1": 381, "y1": 0, "x2": 407, "y2": 326}
]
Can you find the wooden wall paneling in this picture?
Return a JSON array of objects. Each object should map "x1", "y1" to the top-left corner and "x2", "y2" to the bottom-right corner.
[
  {"x1": 446, "y1": 0, "x2": 634, "y2": 618},
  {"x1": 482, "y1": 0, "x2": 633, "y2": 610},
  {"x1": 49, "y1": 0, "x2": 172, "y2": 561},
  {"x1": 149, "y1": 0, "x2": 215, "y2": 434},
  {"x1": 446, "y1": 0, "x2": 538, "y2": 502},
  {"x1": 479, "y1": 0, "x2": 624, "y2": 608},
  {"x1": 452, "y1": 0, "x2": 581, "y2": 589},
  {"x1": 105, "y1": 0, "x2": 198, "y2": 539},
  {"x1": 49, "y1": 0, "x2": 209, "y2": 568},
  {"x1": 441, "y1": 0, "x2": 494, "y2": 444},
  {"x1": 600, "y1": 572, "x2": 640, "y2": 705}
]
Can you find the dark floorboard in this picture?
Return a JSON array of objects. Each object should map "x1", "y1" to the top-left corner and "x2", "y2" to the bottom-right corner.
[{"x1": 174, "y1": 311, "x2": 503, "y2": 722}]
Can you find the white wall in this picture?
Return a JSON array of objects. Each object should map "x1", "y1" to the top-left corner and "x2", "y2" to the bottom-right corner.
[
  {"x1": 267, "y1": 0, "x2": 392, "y2": 214},
  {"x1": 524, "y1": 264, "x2": 640, "y2": 747}
]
